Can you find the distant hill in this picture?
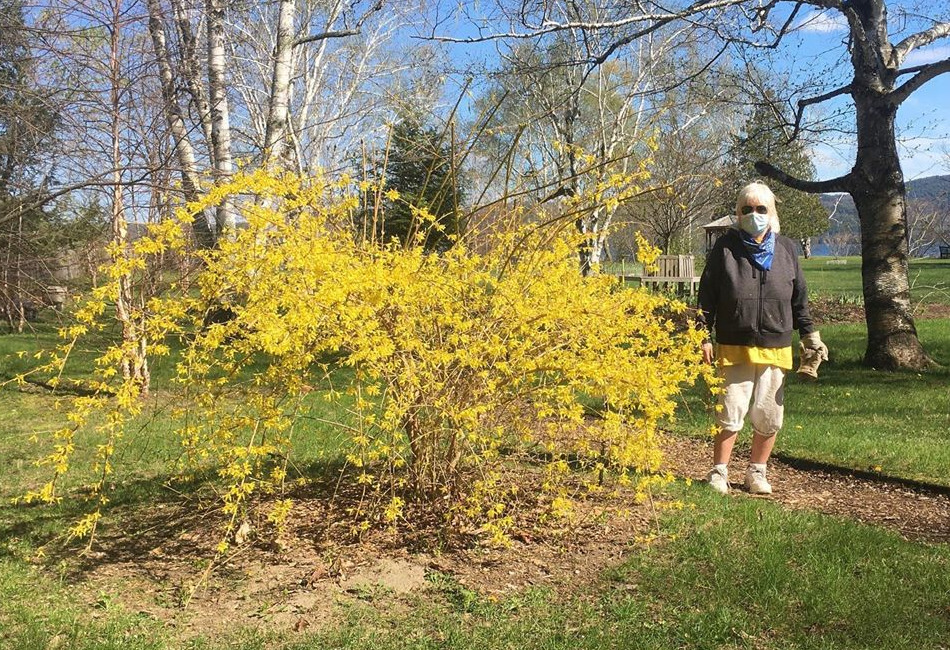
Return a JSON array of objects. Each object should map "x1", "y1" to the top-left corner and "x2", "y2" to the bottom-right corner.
[
  {"x1": 820, "y1": 174, "x2": 950, "y2": 233},
  {"x1": 817, "y1": 175, "x2": 950, "y2": 255}
]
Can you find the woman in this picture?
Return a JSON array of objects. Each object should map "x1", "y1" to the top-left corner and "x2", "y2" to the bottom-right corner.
[{"x1": 697, "y1": 181, "x2": 828, "y2": 494}]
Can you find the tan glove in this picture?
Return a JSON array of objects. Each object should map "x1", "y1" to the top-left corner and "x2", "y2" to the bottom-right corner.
[{"x1": 796, "y1": 331, "x2": 828, "y2": 380}]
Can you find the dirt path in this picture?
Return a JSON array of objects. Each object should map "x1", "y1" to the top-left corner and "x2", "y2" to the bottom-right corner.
[{"x1": 660, "y1": 434, "x2": 950, "y2": 544}]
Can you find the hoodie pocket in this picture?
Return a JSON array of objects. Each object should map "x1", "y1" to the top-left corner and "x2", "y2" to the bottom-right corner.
[
  {"x1": 726, "y1": 299, "x2": 758, "y2": 333},
  {"x1": 761, "y1": 298, "x2": 791, "y2": 334}
]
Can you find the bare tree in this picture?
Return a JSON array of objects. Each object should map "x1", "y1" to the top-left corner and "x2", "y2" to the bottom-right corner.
[
  {"x1": 262, "y1": 0, "x2": 295, "y2": 168},
  {"x1": 906, "y1": 202, "x2": 943, "y2": 258},
  {"x1": 439, "y1": 0, "x2": 950, "y2": 370},
  {"x1": 471, "y1": 9, "x2": 711, "y2": 273},
  {"x1": 206, "y1": 0, "x2": 235, "y2": 234},
  {"x1": 146, "y1": 0, "x2": 215, "y2": 247}
]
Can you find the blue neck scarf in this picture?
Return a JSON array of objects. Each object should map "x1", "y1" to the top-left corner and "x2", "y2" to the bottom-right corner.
[{"x1": 739, "y1": 229, "x2": 775, "y2": 271}]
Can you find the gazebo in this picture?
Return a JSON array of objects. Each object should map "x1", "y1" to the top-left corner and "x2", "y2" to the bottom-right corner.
[{"x1": 703, "y1": 215, "x2": 737, "y2": 252}]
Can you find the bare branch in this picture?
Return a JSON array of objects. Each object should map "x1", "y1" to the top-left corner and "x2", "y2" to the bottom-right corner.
[
  {"x1": 426, "y1": 0, "x2": 748, "y2": 44},
  {"x1": 791, "y1": 83, "x2": 853, "y2": 140},
  {"x1": 891, "y1": 57, "x2": 950, "y2": 105},
  {"x1": 293, "y1": 0, "x2": 384, "y2": 47},
  {"x1": 893, "y1": 21, "x2": 950, "y2": 65},
  {"x1": 754, "y1": 161, "x2": 851, "y2": 194},
  {"x1": 293, "y1": 29, "x2": 360, "y2": 47}
]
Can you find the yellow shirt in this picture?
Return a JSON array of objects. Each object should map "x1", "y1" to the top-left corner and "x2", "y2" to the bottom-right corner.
[{"x1": 717, "y1": 344, "x2": 793, "y2": 370}]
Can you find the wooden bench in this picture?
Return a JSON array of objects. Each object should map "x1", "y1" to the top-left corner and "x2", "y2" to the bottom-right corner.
[{"x1": 620, "y1": 254, "x2": 701, "y2": 297}]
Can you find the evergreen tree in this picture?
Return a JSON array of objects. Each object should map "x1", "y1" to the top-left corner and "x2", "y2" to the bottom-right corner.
[
  {"x1": 1, "y1": 0, "x2": 61, "y2": 331},
  {"x1": 733, "y1": 98, "x2": 828, "y2": 256},
  {"x1": 374, "y1": 112, "x2": 463, "y2": 252}
]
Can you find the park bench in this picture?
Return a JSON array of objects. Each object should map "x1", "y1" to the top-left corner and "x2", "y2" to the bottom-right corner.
[{"x1": 619, "y1": 254, "x2": 701, "y2": 297}]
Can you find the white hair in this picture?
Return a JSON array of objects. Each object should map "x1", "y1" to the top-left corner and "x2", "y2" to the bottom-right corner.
[{"x1": 736, "y1": 181, "x2": 781, "y2": 233}]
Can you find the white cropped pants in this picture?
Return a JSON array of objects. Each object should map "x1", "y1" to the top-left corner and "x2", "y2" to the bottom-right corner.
[{"x1": 716, "y1": 363, "x2": 786, "y2": 435}]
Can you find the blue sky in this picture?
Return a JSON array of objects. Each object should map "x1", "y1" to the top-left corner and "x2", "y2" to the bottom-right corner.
[
  {"x1": 430, "y1": 3, "x2": 950, "y2": 183},
  {"x1": 784, "y1": 7, "x2": 950, "y2": 181}
]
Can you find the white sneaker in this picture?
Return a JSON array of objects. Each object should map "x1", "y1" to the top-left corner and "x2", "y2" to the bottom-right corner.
[
  {"x1": 745, "y1": 466, "x2": 772, "y2": 495},
  {"x1": 706, "y1": 467, "x2": 729, "y2": 494}
]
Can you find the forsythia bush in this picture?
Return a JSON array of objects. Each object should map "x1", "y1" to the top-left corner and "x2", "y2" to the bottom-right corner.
[{"x1": 21, "y1": 169, "x2": 712, "y2": 546}]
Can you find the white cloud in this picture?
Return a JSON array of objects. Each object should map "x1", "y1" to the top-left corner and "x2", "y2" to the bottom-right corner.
[
  {"x1": 794, "y1": 10, "x2": 848, "y2": 34},
  {"x1": 903, "y1": 45, "x2": 950, "y2": 68}
]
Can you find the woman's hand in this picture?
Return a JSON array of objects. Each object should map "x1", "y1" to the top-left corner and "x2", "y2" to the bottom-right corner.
[
  {"x1": 801, "y1": 331, "x2": 829, "y2": 361},
  {"x1": 701, "y1": 341, "x2": 715, "y2": 364}
]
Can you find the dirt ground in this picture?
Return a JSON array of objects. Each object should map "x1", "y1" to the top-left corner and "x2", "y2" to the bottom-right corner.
[{"x1": 41, "y1": 431, "x2": 949, "y2": 640}]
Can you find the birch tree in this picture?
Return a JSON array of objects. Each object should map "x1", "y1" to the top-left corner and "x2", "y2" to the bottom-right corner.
[
  {"x1": 145, "y1": 0, "x2": 215, "y2": 247},
  {"x1": 206, "y1": 0, "x2": 235, "y2": 234},
  {"x1": 226, "y1": 0, "x2": 411, "y2": 176}
]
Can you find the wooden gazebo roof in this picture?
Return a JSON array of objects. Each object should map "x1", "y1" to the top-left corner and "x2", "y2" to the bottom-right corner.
[{"x1": 703, "y1": 215, "x2": 737, "y2": 252}]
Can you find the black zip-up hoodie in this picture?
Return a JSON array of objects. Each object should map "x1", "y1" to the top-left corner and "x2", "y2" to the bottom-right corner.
[{"x1": 698, "y1": 228, "x2": 815, "y2": 348}]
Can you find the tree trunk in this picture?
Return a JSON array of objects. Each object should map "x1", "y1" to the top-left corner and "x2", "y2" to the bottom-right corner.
[
  {"x1": 171, "y1": 0, "x2": 214, "y2": 151},
  {"x1": 14, "y1": 204, "x2": 24, "y2": 333},
  {"x1": 263, "y1": 0, "x2": 295, "y2": 168},
  {"x1": 802, "y1": 237, "x2": 811, "y2": 259},
  {"x1": 110, "y1": 0, "x2": 149, "y2": 393},
  {"x1": 207, "y1": 0, "x2": 236, "y2": 235},
  {"x1": 851, "y1": 94, "x2": 931, "y2": 370},
  {"x1": 145, "y1": 0, "x2": 216, "y2": 248}
]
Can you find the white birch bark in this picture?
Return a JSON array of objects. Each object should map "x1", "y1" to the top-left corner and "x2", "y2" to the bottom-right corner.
[
  {"x1": 171, "y1": 0, "x2": 214, "y2": 152},
  {"x1": 263, "y1": 0, "x2": 296, "y2": 168},
  {"x1": 207, "y1": 0, "x2": 236, "y2": 234},
  {"x1": 146, "y1": 0, "x2": 216, "y2": 247}
]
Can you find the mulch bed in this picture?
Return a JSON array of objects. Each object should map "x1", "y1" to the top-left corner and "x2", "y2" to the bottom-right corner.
[
  {"x1": 808, "y1": 295, "x2": 950, "y2": 324},
  {"x1": 660, "y1": 434, "x2": 950, "y2": 544}
]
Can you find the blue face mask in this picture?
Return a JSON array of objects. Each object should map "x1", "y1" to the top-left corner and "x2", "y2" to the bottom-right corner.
[{"x1": 740, "y1": 213, "x2": 770, "y2": 237}]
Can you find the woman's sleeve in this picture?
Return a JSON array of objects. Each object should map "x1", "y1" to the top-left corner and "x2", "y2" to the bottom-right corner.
[
  {"x1": 697, "y1": 245, "x2": 721, "y2": 340},
  {"x1": 791, "y1": 253, "x2": 816, "y2": 335}
]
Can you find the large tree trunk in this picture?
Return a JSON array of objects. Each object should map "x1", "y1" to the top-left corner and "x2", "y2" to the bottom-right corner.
[
  {"x1": 755, "y1": 0, "x2": 945, "y2": 371},
  {"x1": 851, "y1": 94, "x2": 931, "y2": 370}
]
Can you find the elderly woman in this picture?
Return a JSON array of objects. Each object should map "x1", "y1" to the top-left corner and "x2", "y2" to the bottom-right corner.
[{"x1": 697, "y1": 181, "x2": 828, "y2": 494}]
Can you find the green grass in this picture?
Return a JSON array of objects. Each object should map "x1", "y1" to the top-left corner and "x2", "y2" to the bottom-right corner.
[
  {"x1": 0, "y1": 322, "x2": 356, "y2": 556},
  {"x1": 302, "y1": 487, "x2": 950, "y2": 649},
  {"x1": 1, "y1": 262, "x2": 949, "y2": 647},
  {"x1": 0, "y1": 559, "x2": 173, "y2": 650},
  {"x1": 671, "y1": 254, "x2": 950, "y2": 486},
  {"x1": 800, "y1": 256, "x2": 950, "y2": 305},
  {"x1": 4, "y1": 483, "x2": 947, "y2": 649}
]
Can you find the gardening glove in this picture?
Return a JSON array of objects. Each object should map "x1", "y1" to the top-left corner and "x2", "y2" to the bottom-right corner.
[{"x1": 797, "y1": 331, "x2": 829, "y2": 381}]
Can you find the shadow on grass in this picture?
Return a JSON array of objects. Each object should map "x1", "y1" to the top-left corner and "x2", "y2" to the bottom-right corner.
[{"x1": 0, "y1": 453, "x2": 466, "y2": 582}]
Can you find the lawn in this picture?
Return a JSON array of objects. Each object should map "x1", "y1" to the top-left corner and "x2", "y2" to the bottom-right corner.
[
  {"x1": 800, "y1": 256, "x2": 950, "y2": 306},
  {"x1": 1, "y1": 257, "x2": 948, "y2": 649},
  {"x1": 1, "y1": 484, "x2": 947, "y2": 650},
  {"x1": 671, "y1": 255, "x2": 950, "y2": 487},
  {"x1": 675, "y1": 318, "x2": 950, "y2": 487}
]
